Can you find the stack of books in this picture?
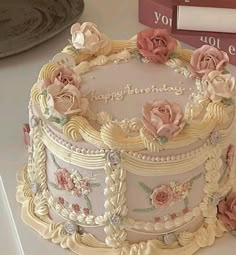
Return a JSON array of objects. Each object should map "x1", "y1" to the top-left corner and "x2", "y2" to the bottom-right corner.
[{"x1": 139, "y1": 0, "x2": 236, "y2": 65}]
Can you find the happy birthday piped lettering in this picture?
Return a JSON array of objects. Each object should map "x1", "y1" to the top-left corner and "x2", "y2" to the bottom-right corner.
[{"x1": 89, "y1": 83, "x2": 189, "y2": 103}]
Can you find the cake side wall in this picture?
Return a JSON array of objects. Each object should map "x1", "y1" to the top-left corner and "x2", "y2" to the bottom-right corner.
[{"x1": 35, "y1": 118, "x2": 234, "y2": 244}]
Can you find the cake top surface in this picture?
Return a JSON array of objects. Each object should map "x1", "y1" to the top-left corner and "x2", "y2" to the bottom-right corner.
[
  {"x1": 81, "y1": 58, "x2": 196, "y2": 120},
  {"x1": 31, "y1": 22, "x2": 236, "y2": 152}
]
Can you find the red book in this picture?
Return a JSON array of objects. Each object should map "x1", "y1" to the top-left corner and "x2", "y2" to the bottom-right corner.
[
  {"x1": 138, "y1": 0, "x2": 236, "y2": 65},
  {"x1": 172, "y1": 0, "x2": 236, "y2": 37},
  {"x1": 174, "y1": 0, "x2": 236, "y2": 8}
]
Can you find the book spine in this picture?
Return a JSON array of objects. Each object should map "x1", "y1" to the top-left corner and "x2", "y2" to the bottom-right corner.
[
  {"x1": 138, "y1": 0, "x2": 236, "y2": 65},
  {"x1": 174, "y1": 0, "x2": 236, "y2": 9}
]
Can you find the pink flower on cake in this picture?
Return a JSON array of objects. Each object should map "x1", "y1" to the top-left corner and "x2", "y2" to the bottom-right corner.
[
  {"x1": 47, "y1": 84, "x2": 89, "y2": 117},
  {"x1": 23, "y1": 123, "x2": 30, "y2": 147},
  {"x1": 72, "y1": 204, "x2": 80, "y2": 213},
  {"x1": 58, "y1": 197, "x2": 65, "y2": 205},
  {"x1": 142, "y1": 100, "x2": 185, "y2": 141},
  {"x1": 83, "y1": 208, "x2": 90, "y2": 215},
  {"x1": 71, "y1": 22, "x2": 103, "y2": 54},
  {"x1": 137, "y1": 28, "x2": 177, "y2": 63},
  {"x1": 202, "y1": 71, "x2": 235, "y2": 102},
  {"x1": 217, "y1": 193, "x2": 236, "y2": 230},
  {"x1": 189, "y1": 45, "x2": 229, "y2": 77},
  {"x1": 73, "y1": 188, "x2": 82, "y2": 197},
  {"x1": 80, "y1": 180, "x2": 90, "y2": 189},
  {"x1": 226, "y1": 144, "x2": 235, "y2": 168},
  {"x1": 150, "y1": 185, "x2": 173, "y2": 207},
  {"x1": 182, "y1": 182, "x2": 191, "y2": 192},
  {"x1": 43, "y1": 66, "x2": 80, "y2": 88},
  {"x1": 56, "y1": 169, "x2": 74, "y2": 191}
]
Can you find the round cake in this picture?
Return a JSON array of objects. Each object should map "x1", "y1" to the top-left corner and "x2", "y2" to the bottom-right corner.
[{"x1": 17, "y1": 22, "x2": 236, "y2": 255}]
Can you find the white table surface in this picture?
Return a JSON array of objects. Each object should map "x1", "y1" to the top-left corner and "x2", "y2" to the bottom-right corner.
[{"x1": 0, "y1": 0, "x2": 236, "y2": 254}]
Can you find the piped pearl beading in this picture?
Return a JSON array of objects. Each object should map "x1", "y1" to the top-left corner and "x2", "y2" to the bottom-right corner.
[
  {"x1": 43, "y1": 123, "x2": 211, "y2": 163},
  {"x1": 125, "y1": 207, "x2": 201, "y2": 233},
  {"x1": 127, "y1": 141, "x2": 210, "y2": 163},
  {"x1": 46, "y1": 192, "x2": 106, "y2": 226}
]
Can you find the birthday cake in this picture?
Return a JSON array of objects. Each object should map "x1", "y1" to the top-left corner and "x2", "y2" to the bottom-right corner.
[{"x1": 17, "y1": 22, "x2": 236, "y2": 255}]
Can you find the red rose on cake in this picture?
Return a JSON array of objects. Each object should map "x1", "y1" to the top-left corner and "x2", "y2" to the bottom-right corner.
[
  {"x1": 189, "y1": 45, "x2": 229, "y2": 77},
  {"x1": 202, "y1": 71, "x2": 236, "y2": 102},
  {"x1": 137, "y1": 28, "x2": 177, "y2": 64},
  {"x1": 142, "y1": 100, "x2": 185, "y2": 141},
  {"x1": 217, "y1": 193, "x2": 236, "y2": 230},
  {"x1": 43, "y1": 66, "x2": 80, "y2": 88},
  {"x1": 46, "y1": 84, "x2": 89, "y2": 118},
  {"x1": 71, "y1": 22, "x2": 103, "y2": 54},
  {"x1": 150, "y1": 185, "x2": 173, "y2": 207}
]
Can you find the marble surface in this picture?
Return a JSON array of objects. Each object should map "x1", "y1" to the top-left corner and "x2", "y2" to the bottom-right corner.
[{"x1": 0, "y1": 0, "x2": 236, "y2": 254}]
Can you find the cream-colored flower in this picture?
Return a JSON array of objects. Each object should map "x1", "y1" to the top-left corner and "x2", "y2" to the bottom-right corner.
[
  {"x1": 46, "y1": 84, "x2": 89, "y2": 118},
  {"x1": 71, "y1": 22, "x2": 103, "y2": 54},
  {"x1": 202, "y1": 71, "x2": 236, "y2": 102}
]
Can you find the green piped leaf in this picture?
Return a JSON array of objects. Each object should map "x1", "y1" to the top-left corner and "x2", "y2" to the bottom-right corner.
[
  {"x1": 138, "y1": 182, "x2": 153, "y2": 195},
  {"x1": 47, "y1": 115, "x2": 69, "y2": 126},
  {"x1": 131, "y1": 50, "x2": 142, "y2": 62},
  {"x1": 231, "y1": 230, "x2": 236, "y2": 237},
  {"x1": 170, "y1": 52, "x2": 180, "y2": 59},
  {"x1": 68, "y1": 39, "x2": 79, "y2": 53},
  {"x1": 184, "y1": 197, "x2": 189, "y2": 208},
  {"x1": 90, "y1": 183, "x2": 101, "y2": 187},
  {"x1": 60, "y1": 116, "x2": 70, "y2": 126},
  {"x1": 222, "y1": 98, "x2": 234, "y2": 106},
  {"x1": 44, "y1": 107, "x2": 50, "y2": 115},
  {"x1": 49, "y1": 182, "x2": 62, "y2": 190},
  {"x1": 156, "y1": 136, "x2": 168, "y2": 145},
  {"x1": 133, "y1": 207, "x2": 155, "y2": 213},
  {"x1": 84, "y1": 194, "x2": 92, "y2": 211},
  {"x1": 40, "y1": 90, "x2": 47, "y2": 96},
  {"x1": 189, "y1": 173, "x2": 202, "y2": 184},
  {"x1": 223, "y1": 69, "x2": 230, "y2": 74},
  {"x1": 50, "y1": 153, "x2": 61, "y2": 169}
]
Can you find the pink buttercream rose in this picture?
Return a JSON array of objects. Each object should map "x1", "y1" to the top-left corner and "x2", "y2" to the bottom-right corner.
[
  {"x1": 150, "y1": 185, "x2": 173, "y2": 207},
  {"x1": 202, "y1": 71, "x2": 236, "y2": 102},
  {"x1": 71, "y1": 22, "x2": 103, "y2": 54},
  {"x1": 47, "y1": 84, "x2": 89, "y2": 117},
  {"x1": 43, "y1": 66, "x2": 80, "y2": 88},
  {"x1": 137, "y1": 28, "x2": 177, "y2": 63},
  {"x1": 226, "y1": 144, "x2": 235, "y2": 168},
  {"x1": 142, "y1": 100, "x2": 185, "y2": 140},
  {"x1": 56, "y1": 169, "x2": 74, "y2": 191},
  {"x1": 189, "y1": 45, "x2": 229, "y2": 77},
  {"x1": 217, "y1": 193, "x2": 236, "y2": 230}
]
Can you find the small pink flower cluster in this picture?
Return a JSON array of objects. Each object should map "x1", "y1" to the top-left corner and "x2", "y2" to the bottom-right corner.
[
  {"x1": 57, "y1": 198, "x2": 90, "y2": 215},
  {"x1": 56, "y1": 169, "x2": 90, "y2": 196},
  {"x1": 150, "y1": 182, "x2": 191, "y2": 208}
]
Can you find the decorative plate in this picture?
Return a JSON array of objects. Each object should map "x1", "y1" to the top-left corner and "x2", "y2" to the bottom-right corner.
[{"x1": 0, "y1": 0, "x2": 84, "y2": 58}]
